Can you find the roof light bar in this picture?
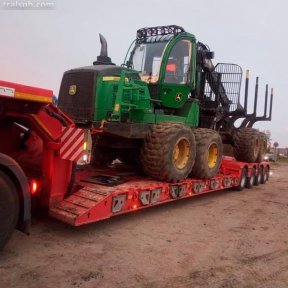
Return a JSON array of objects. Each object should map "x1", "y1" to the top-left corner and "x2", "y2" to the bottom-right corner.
[{"x1": 136, "y1": 25, "x2": 185, "y2": 41}]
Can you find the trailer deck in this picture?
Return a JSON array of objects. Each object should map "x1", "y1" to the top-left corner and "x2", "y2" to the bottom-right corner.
[{"x1": 50, "y1": 157, "x2": 270, "y2": 226}]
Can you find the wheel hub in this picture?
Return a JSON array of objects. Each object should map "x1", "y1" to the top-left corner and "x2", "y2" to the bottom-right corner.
[
  {"x1": 173, "y1": 138, "x2": 190, "y2": 170},
  {"x1": 208, "y1": 143, "x2": 218, "y2": 169}
]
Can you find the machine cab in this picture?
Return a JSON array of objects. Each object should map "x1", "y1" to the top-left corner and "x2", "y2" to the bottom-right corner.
[{"x1": 127, "y1": 25, "x2": 196, "y2": 108}]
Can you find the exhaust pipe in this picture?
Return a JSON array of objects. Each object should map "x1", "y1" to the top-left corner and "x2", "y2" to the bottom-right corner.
[
  {"x1": 93, "y1": 34, "x2": 114, "y2": 65},
  {"x1": 99, "y1": 34, "x2": 108, "y2": 57}
]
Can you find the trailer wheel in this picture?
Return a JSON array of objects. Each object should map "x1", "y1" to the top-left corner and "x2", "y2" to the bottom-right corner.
[
  {"x1": 141, "y1": 122, "x2": 196, "y2": 182},
  {"x1": 254, "y1": 167, "x2": 262, "y2": 186},
  {"x1": 0, "y1": 171, "x2": 19, "y2": 250},
  {"x1": 235, "y1": 167, "x2": 247, "y2": 191},
  {"x1": 189, "y1": 129, "x2": 223, "y2": 179},
  {"x1": 266, "y1": 166, "x2": 270, "y2": 181},
  {"x1": 260, "y1": 166, "x2": 269, "y2": 184},
  {"x1": 233, "y1": 128, "x2": 260, "y2": 163},
  {"x1": 246, "y1": 168, "x2": 256, "y2": 188}
]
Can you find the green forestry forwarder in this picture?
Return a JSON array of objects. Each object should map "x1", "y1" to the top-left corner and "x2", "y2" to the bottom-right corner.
[{"x1": 58, "y1": 25, "x2": 272, "y2": 182}]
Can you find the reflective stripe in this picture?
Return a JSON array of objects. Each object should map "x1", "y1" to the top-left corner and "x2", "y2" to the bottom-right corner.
[
  {"x1": 15, "y1": 92, "x2": 52, "y2": 103},
  {"x1": 60, "y1": 128, "x2": 84, "y2": 161},
  {"x1": 102, "y1": 76, "x2": 120, "y2": 81},
  {"x1": 61, "y1": 134, "x2": 83, "y2": 160}
]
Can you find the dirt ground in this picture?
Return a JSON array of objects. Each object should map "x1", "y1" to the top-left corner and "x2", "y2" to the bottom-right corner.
[{"x1": 1, "y1": 163, "x2": 288, "y2": 288}]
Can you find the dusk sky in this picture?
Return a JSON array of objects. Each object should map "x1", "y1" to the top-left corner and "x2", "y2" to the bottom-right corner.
[{"x1": 1, "y1": 0, "x2": 287, "y2": 147}]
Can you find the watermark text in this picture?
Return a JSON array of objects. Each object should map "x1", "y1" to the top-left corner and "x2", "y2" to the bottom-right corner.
[{"x1": 2, "y1": 0, "x2": 55, "y2": 10}]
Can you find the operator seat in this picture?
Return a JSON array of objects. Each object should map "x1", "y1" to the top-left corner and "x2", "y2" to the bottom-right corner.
[{"x1": 164, "y1": 59, "x2": 181, "y2": 84}]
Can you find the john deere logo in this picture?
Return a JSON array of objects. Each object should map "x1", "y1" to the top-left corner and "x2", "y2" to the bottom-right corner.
[
  {"x1": 69, "y1": 85, "x2": 77, "y2": 96},
  {"x1": 175, "y1": 93, "x2": 182, "y2": 102}
]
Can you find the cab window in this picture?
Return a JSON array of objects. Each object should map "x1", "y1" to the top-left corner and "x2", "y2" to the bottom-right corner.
[
  {"x1": 131, "y1": 42, "x2": 167, "y2": 83},
  {"x1": 164, "y1": 40, "x2": 192, "y2": 84}
]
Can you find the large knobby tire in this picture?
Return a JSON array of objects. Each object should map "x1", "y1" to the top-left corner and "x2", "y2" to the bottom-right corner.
[
  {"x1": 141, "y1": 122, "x2": 196, "y2": 182},
  {"x1": 190, "y1": 128, "x2": 223, "y2": 179},
  {"x1": 256, "y1": 132, "x2": 267, "y2": 163},
  {"x1": 233, "y1": 128, "x2": 261, "y2": 163},
  {"x1": 0, "y1": 171, "x2": 19, "y2": 250}
]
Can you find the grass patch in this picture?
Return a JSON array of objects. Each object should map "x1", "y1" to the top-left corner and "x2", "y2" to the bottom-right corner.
[{"x1": 277, "y1": 156, "x2": 288, "y2": 163}]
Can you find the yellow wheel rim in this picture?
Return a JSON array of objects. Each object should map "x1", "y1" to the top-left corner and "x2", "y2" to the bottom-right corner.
[
  {"x1": 208, "y1": 143, "x2": 218, "y2": 169},
  {"x1": 173, "y1": 138, "x2": 190, "y2": 170}
]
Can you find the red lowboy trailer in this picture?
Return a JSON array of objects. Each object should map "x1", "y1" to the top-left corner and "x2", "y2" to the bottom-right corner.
[
  {"x1": 49, "y1": 157, "x2": 270, "y2": 226},
  {"x1": 0, "y1": 80, "x2": 270, "y2": 250}
]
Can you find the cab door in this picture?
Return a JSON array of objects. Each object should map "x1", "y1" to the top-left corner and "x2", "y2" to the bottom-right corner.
[{"x1": 159, "y1": 38, "x2": 195, "y2": 108}]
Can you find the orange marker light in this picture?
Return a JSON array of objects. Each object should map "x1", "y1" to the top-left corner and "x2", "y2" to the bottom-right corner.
[
  {"x1": 31, "y1": 180, "x2": 38, "y2": 195},
  {"x1": 83, "y1": 141, "x2": 87, "y2": 151},
  {"x1": 132, "y1": 204, "x2": 138, "y2": 209}
]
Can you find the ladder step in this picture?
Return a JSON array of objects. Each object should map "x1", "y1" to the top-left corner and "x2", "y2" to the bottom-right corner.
[
  {"x1": 82, "y1": 186, "x2": 109, "y2": 196},
  {"x1": 65, "y1": 194, "x2": 98, "y2": 209},
  {"x1": 49, "y1": 207, "x2": 77, "y2": 225},
  {"x1": 75, "y1": 189, "x2": 106, "y2": 202},
  {"x1": 57, "y1": 200, "x2": 87, "y2": 216}
]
